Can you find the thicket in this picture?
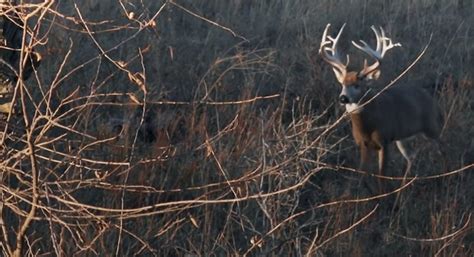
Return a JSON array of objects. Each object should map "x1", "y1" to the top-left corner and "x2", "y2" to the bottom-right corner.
[{"x1": 0, "y1": 0, "x2": 472, "y2": 256}]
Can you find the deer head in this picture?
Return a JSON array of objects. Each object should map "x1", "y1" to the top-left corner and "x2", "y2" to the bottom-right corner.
[{"x1": 319, "y1": 24, "x2": 401, "y2": 113}]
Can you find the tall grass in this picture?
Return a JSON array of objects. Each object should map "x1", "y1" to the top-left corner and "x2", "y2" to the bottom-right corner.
[{"x1": 0, "y1": 0, "x2": 472, "y2": 256}]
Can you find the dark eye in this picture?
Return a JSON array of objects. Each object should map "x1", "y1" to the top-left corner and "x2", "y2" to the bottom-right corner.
[{"x1": 354, "y1": 84, "x2": 360, "y2": 89}]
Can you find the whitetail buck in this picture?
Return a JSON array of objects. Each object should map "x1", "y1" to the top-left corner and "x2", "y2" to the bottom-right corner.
[{"x1": 319, "y1": 24, "x2": 443, "y2": 191}]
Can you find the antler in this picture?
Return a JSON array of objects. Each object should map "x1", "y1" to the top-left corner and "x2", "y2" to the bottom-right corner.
[
  {"x1": 352, "y1": 26, "x2": 401, "y2": 79},
  {"x1": 319, "y1": 23, "x2": 349, "y2": 84}
]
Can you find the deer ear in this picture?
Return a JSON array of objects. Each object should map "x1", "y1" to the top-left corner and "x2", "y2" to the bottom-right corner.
[
  {"x1": 357, "y1": 69, "x2": 380, "y2": 81},
  {"x1": 365, "y1": 69, "x2": 381, "y2": 80},
  {"x1": 357, "y1": 59, "x2": 381, "y2": 81}
]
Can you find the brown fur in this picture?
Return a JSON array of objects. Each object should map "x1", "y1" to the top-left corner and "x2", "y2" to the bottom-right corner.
[{"x1": 343, "y1": 71, "x2": 359, "y2": 86}]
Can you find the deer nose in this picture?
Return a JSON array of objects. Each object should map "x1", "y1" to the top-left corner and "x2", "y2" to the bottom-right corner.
[{"x1": 339, "y1": 95, "x2": 350, "y2": 104}]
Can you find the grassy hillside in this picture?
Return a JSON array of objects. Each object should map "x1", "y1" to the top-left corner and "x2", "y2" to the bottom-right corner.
[{"x1": 1, "y1": 0, "x2": 473, "y2": 256}]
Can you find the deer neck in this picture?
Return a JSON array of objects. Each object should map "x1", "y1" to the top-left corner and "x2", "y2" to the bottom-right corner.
[
  {"x1": 348, "y1": 98, "x2": 378, "y2": 141},
  {"x1": 349, "y1": 112, "x2": 367, "y2": 132}
]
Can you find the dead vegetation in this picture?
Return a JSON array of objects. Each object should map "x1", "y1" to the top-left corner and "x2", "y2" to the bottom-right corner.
[{"x1": 0, "y1": 0, "x2": 472, "y2": 256}]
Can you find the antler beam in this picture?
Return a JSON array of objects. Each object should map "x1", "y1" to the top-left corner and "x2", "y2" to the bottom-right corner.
[{"x1": 319, "y1": 23, "x2": 349, "y2": 84}]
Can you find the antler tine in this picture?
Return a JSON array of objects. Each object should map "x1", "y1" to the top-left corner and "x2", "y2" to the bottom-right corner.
[
  {"x1": 352, "y1": 39, "x2": 381, "y2": 59},
  {"x1": 319, "y1": 23, "x2": 348, "y2": 83},
  {"x1": 377, "y1": 26, "x2": 402, "y2": 58},
  {"x1": 373, "y1": 26, "x2": 382, "y2": 55}
]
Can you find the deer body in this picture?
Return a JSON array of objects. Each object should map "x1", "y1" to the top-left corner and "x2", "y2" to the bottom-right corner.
[
  {"x1": 349, "y1": 84, "x2": 442, "y2": 172},
  {"x1": 319, "y1": 24, "x2": 443, "y2": 191},
  {"x1": 349, "y1": 84, "x2": 442, "y2": 145}
]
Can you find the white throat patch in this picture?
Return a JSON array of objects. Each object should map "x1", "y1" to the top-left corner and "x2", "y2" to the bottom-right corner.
[{"x1": 345, "y1": 103, "x2": 363, "y2": 113}]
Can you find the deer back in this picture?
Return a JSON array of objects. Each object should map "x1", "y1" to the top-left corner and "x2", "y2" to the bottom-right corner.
[{"x1": 354, "y1": 85, "x2": 442, "y2": 145}]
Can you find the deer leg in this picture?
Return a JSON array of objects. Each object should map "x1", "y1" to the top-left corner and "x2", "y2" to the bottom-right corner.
[
  {"x1": 358, "y1": 145, "x2": 369, "y2": 172},
  {"x1": 391, "y1": 141, "x2": 413, "y2": 224},
  {"x1": 357, "y1": 145, "x2": 375, "y2": 194},
  {"x1": 377, "y1": 146, "x2": 388, "y2": 193},
  {"x1": 395, "y1": 140, "x2": 412, "y2": 173}
]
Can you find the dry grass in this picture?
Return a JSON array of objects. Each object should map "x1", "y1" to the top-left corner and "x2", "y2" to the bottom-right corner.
[{"x1": 0, "y1": 0, "x2": 472, "y2": 256}]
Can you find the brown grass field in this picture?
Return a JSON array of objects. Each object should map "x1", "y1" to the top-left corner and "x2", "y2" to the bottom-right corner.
[{"x1": 0, "y1": 0, "x2": 473, "y2": 256}]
